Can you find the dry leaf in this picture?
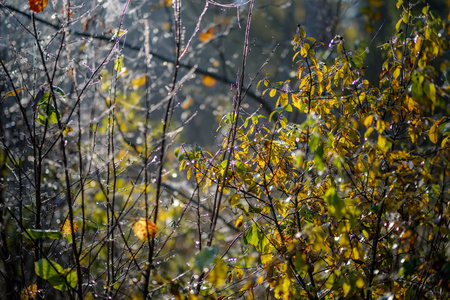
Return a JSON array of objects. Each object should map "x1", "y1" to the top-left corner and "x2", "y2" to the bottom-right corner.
[
  {"x1": 4, "y1": 87, "x2": 25, "y2": 98},
  {"x1": 199, "y1": 27, "x2": 215, "y2": 43},
  {"x1": 133, "y1": 218, "x2": 157, "y2": 241},
  {"x1": 201, "y1": 75, "x2": 216, "y2": 87},
  {"x1": 59, "y1": 220, "x2": 78, "y2": 236},
  {"x1": 20, "y1": 284, "x2": 37, "y2": 300},
  {"x1": 29, "y1": 0, "x2": 49, "y2": 13}
]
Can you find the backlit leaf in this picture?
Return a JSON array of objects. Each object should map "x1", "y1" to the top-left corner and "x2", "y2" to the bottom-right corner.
[
  {"x1": 59, "y1": 220, "x2": 78, "y2": 236},
  {"x1": 428, "y1": 123, "x2": 438, "y2": 144},
  {"x1": 131, "y1": 76, "x2": 147, "y2": 87},
  {"x1": 23, "y1": 229, "x2": 63, "y2": 240},
  {"x1": 133, "y1": 218, "x2": 157, "y2": 241},
  {"x1": 201, "y1": 75, "x2": 216, "y2": 87},
  {"x1": 4, "y1": 87, "x2": 25, "y2": 98},
  {"x1": 199, "y1": 27, "x2": 214, "y2": 42}
]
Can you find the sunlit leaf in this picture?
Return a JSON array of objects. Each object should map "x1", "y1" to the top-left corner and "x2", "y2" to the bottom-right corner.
[
  {"x1": 23, "y1": 229, "x2": 63, "y2": 240},
  {"x1": 235, "y1": 215, "x2": 244, "y2": 228},
  {"x1": 428, "y1": 123, "x2": 438, "y2": 144},
  {"x1": 35, "y1": 259, "x2": 77, "y2": 291},
  {"x1": 181, "y1": 97, "x2": 194, "y2": 109},
  {"x1": 133, "y1": 218, "x2": 157, "y2": 241},
  {"x1": 4, "y1": 87, "x2": 25, "y2": 98},
  {"x1": 59, "y1": 220, "x2": 78, "y2": 236},
  {"x1": 201, "y1": 75, "x2": 216, "y2": 87},
  {"x1": 199, "y1": 27, "x2": 214, "y2": 42}
]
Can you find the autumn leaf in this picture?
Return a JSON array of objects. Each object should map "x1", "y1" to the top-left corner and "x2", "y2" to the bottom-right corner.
[
  {"x1": 29, "y1": 0, "x2": 48, "y2": 13},
  {"x1": 201, "y1": 75, "x2": 216, "y2": 87},
  {"x1": 59, "y1": 220, "x2": 78, "y2": 236},
  {"x1": 131, "y1": 76, "x2": 147, "y2": 87},
  {"x1": 133, "y1": 218, "x2": 157, "y2": 241},
  {"x1": 428, "y1": 123, "x2": 438, "y2": 144},
  {"x1": 20, "y1": 284, "x2": 37, "y2": 300},
  {"x1": 4, "y1": 87, "x2": 25, "y2": 98},
  {"x1": 199, "y1": 27, "x2": 215, "y2": 42}
]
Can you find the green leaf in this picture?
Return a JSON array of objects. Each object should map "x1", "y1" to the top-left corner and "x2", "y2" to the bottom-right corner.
[
  {"x1": 35, "y1": 259, "x2": 77, "y2": 291},
  {"x1": 243, "y1": 224, "x2": 260, "y2": 247},
  {"x1": 196, "y1": 246, "x2": 218, "y2": 270},
  {"x1": 23, "y1": 229, "x2": 63, "y2": 240},
  {"x1": 325, "y1": 187, "x2": 345, "y2": 219}
]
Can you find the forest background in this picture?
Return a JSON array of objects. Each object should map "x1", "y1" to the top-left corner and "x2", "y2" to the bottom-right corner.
[{"x1": 0, "y1": 0, "x2": 449, "y2": 299}]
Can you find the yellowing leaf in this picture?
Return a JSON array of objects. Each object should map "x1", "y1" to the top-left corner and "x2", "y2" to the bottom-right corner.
[
  {"x1": 133, "y1": 218, "x2": 157, "y2": 241},
  {"x1": 428, "y1": 123, "x2": 438, "y2": 144},
  {"x1": 181, "y1": 97, "x2": 194, "y2": 109},
  {"x1": 114, "y1": 55, "x2": 123, "y2": 72},
  {"x1": 343, "y1": 282, "x2": 351, "y2": 295},
  {"x1": 131, "y1": 76, "x2": 147, "y2": 87},
  {"x1": 63, "y1": 126, "x2": 73, "y2": 135},
  {"x1": 369, "y1": 0, "x2": 383, "y2": 7},
  {"x1": 201, "y1": 75, "x2": 216, "y2": 87},
  {"x1": 29, "y1": 0, "x2": 48, "y2": 13},
  {"x1": 378, "y1": 135, "x2": 389, "y2": 152},
  {"x1": 199, "y1": 27, "x2": 214, "y2": 42},
  {"x1": 356, "y1": 277, "x2": 365, "y2": 288},
  {"x1": 234, "y1": 267, "x2": 244, "y2": 279},
  {"x1": 269, "y1": 89, "x2": 277, "y2": 97},
  {"x1": 164, "y1": 0, "x2": 172, "y2": 6},
  {"x1": 393, "y1": 67, "x2": 401, "y2": 79},
  {"x1": 206, "y1": 258, "x2": 227, "y2": 287},
  {"x1": 59, "y1": 220, "x2": 78, "y2": 236},
  {"x1": 235, "y1": 215, "x2": 244, "y2": 228},
  {"x1": 364, "y1": 115, "x2": 373, "y2": 128},
  {"x1": 4, "y1": 87, "x2": 25, "y2": 98},
  {"x1": 20, "y1": 284, "x2": 37, "y2": 300}
]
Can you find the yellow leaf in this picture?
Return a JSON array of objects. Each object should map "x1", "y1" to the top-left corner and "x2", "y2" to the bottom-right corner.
[
  {"x1": 356, "y1": 277, "x2": 365, "y2": 288},
  {"x1": 133, "y1": 218, "x2": 157, "y2": 241},
  {"x1": 199, "y1": 27, "x2": 214, "y2": 42},
  {"x1": 428, "y1": 123, "x2": 438, "y2": 144},
  {"x1": 409, "y1": 127, "x2": 418, "y2": 144},
  {"x1": 29, "y1": 0, "x2": 48, "y2": 13},
  {"x1": 363, "y1": 115, "x2": 373, "y2": 128},
  {"x1": 393, "y1": 67, "x2": 401, "y2": 79},
  {"x1": 343, "y1": 282, "x2": 351, "y2": 295},
  {"x1": 4, "y1": 87, "x2": 25, "y2": 98},
  {"x1": 206, "y1": 259, "x2": 227, "y2": 287},
  {"x1": 234, "y1": 267, "x2": 244, "y2": 279},
  {"x1": 269, "y1": 89, "x2": 277, "y2": 97},
  {"x1": 131, "y1": 76, "x2": 147, "y2": 87},
  {"x1": 181, "y1": 97, "x2": 194, "y2": 109},
  {"x1": 235, "y1": 215, "x2": 244, "y2": 228},
  {"x1": 300, "y1": 46, "x2": 308, "y2": 57},
  {"x1": 201, "y1": 75, "x2": 216, "y2": 87},
  {"x1": 63, "y1": 126, "x2": 73, "y2": 135},
  {"x1": 164, "y1": 0, "x2": 172, "y2": 6},
  {"x1": 378, "y1": 135, "x2": 388, "y2": 152},
  {"x1": 59, "y1": 220, "x2": 78, "y2": 236},
  {"x1": 376, "y1": 119, "x2": 385, "y2": 134},
  {"x1": 369, "y1": 0, "x2": 383, "y2": 7}
]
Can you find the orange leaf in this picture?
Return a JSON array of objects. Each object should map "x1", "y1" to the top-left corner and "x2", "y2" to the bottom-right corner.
[
  {"x1": 29, "y1": 0, "x2": 49, "y2": 13},
  {"x1": 199, "y1": 28, "x2": 215, "y2": 42},
  {"x1": 201, "y1": 75, "x2": 216, "y2": 87},
  {"x1": 133, "y1": 218, "x2": 157, "y2": 241},
  {"x1": 59, "y1": 220, "x2": 78, "y2": 236},
  {"x1": 4, "y1": 87, "x2": 25, "y2": 98}
]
